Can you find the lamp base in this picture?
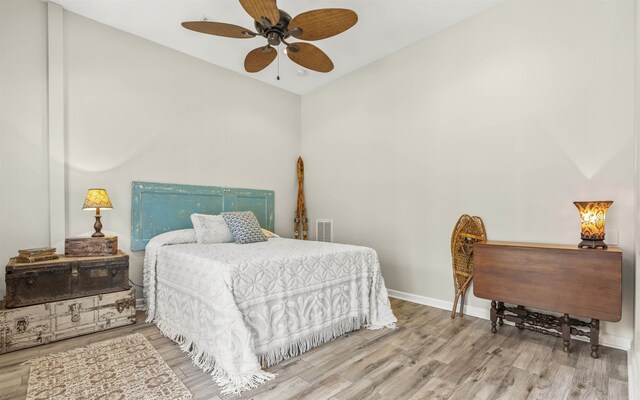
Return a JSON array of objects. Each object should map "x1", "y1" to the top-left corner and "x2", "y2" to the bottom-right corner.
[
  {"x1": 92, "y1": 215, "x2": 104, "y2": 237},
  {"x1": 578, "y1": 239, "x2": 607, "y2": 249}
]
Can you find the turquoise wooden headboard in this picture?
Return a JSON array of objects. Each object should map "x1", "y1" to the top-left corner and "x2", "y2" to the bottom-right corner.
[{"x1": 131, "y1": 181, "x2": 275, "y2": 251}]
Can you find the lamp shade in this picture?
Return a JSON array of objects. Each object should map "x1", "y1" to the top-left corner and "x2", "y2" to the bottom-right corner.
[
  {"x1": 83, "y1": 189, "x2": 113, "y2": 210},
  {"x1": 573, "y1": 201, "x2": 612, "y2": 249}
]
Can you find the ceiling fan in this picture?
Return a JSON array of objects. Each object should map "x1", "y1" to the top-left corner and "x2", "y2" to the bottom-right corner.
[{"x1": 181, "y1": 0, "x2": 358, "y2": 75}]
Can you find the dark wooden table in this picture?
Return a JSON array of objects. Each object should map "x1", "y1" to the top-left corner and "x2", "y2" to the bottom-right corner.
[{"x1": 473, "y1": 241, "x2": 622, "y2": 358}]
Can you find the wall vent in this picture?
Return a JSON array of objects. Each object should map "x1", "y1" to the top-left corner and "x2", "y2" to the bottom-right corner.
[{"x1": 316, "y1": 219, "x2": 333, "y2": 243}]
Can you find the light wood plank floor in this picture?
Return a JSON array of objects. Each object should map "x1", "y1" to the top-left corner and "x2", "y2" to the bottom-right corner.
[{"x1": 0, "y1": 298, "x2": 628, "y2": 400}]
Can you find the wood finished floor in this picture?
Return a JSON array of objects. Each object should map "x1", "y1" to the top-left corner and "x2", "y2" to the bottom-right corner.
[{"x1": 0, "y1": 298, "x2": 628, "y2": 400}]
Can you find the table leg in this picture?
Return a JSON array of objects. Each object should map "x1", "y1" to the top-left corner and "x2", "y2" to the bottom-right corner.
[
  {"x1": 515, "y1": 305, "x2": 525, "y2": 329},
  {"x1": 490, "y1": 301, "x2": 497, "y2": 333},
  {"x1": 497, "y1": 302, "x2": 504, "y2": 326},
  {"x1": 590, "y1": 319, "x2": 600, "y2": 359},
  {"x1": 562, "y1": 314, "x2": 571, "y2": 353}
]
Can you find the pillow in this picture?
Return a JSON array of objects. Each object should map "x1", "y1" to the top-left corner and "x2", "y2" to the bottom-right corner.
[
  {"x1": 261, "y1": 228, "x2": 279, "y2": 238},
  {"x1": 148, "y1": 229, "x2": 197, "y2": 247},
  {"x1": 221, "y1": 211, "x2": 267, "y2": 244},
  {"x1": 190, "y1": 213, "x2": 234, "y2": 244}
]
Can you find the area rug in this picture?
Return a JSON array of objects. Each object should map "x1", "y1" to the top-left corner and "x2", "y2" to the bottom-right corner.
[{"x1": 25, "y1": 333, "x2": 192, "y2": 400}]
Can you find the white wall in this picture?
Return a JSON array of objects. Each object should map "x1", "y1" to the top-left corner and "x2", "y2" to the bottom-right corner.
[
  {"x1": 301, "y1": 0, "x2": 636, "y2": 341},
  {"x1": 0, "y1": 1, "x2": 301, "y2": 298},
  {"x1": 62, "y1": 12, "x2": 301, "y2": 296},
  {"x1": 0, "y1": 0, "x2": 51, "y2": 293},
  {"x1": 634, "y1": 0, "x2": 640, "y2": 395}
]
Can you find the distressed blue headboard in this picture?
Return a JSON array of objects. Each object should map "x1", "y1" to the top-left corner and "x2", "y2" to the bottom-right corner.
[{"x1": 131, "y1": 181, "x2": 275, "y2": 251}]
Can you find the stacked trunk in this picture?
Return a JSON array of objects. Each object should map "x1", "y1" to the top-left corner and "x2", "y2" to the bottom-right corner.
[{"x1": 1, "y1": 250, "x2": 135, "y2": 354}]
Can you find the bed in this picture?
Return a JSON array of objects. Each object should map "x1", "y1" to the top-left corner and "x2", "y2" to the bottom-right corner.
[{"x1": 133, "y1": 182, "x2": 397, "y2": 394}]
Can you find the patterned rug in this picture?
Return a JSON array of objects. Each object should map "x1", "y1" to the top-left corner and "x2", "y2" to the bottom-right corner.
[{"x1": 26, "y1": 333, "x2": 192, "y2": 400}]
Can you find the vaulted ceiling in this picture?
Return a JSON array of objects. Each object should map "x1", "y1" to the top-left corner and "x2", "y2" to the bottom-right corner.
[{"x1": 52, "y1": 0, "x2": 502, "y2": 94}]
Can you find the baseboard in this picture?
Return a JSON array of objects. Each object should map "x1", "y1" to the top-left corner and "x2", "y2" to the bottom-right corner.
[
  {"x1": 135, "y1": 298, "x2": 145, "y2": 310},
  {"x1": 387, "y1": 289, "x2": 490, "y2": 320},
  {"x1": 629, "y1": 342, "x2": 638, "y2": 400},
  {"x1": 387, "y1": 289, "x2": 631, "y2": 351}
]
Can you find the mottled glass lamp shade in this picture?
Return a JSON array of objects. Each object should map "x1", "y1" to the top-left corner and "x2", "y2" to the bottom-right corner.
[
  {"x1": 83, "y1": 189, "x2": 113, "y2": 237},
  {"x1": 573, "y1": 201, "x2": 613, "y2": 249}
]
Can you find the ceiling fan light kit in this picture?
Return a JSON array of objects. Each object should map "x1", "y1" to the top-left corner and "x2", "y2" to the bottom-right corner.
[{"x1": 181, "y1": 0, "x2": 358, "y2": 75}]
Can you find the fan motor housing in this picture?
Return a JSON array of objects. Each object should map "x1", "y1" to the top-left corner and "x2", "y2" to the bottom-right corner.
[{"x1": 255, "y1": 9, "x2": 293, "y2": 46}]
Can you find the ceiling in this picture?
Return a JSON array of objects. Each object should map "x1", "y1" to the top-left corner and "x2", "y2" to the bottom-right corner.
[{"x1": 52, "y1": 0, "x2": 502, "y2": 95}]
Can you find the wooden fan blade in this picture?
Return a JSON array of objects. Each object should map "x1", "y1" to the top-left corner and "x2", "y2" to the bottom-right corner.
[
  {"x1": 287, "y1": 42, "x2": 334, "y2": 73},
  {"x1": 239, "y1": 0, "x2": 280, "y2": 27},
  {"x1": 289, "y1": 9, "x2": 357, "y2": 41},
  {"x1": 245, "y1": 46, "x2": 277, "y2": 72},
  {"x1": 181, "y1": 21, "x2": 256, "y2": 39}
]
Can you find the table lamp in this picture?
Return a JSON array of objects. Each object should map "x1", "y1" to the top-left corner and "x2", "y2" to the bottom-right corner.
[
  {"x1": 83, "y1": 189, "x2": 113, "y2": 237},
  {"x1": 573, "y1": 201, "x2": 613, "y2": 249}
]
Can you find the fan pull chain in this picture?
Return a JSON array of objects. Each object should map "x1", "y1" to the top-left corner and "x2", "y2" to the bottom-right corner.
[{"x1": 277, "y1": 44, "x2": 280, "y2": 81}]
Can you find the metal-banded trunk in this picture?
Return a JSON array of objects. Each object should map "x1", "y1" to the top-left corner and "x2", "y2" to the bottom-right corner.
[
  {"x1": 5, "y1": 251, "x2": 129, "y2": 308},
  {"x1": 0, "y1": 289, "x2": 136, "y2": 354}
]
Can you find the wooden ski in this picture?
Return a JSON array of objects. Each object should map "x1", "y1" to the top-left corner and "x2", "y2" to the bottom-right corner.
[{"x1": 294, "y1": 157, "x2": 308, "y2": 240}]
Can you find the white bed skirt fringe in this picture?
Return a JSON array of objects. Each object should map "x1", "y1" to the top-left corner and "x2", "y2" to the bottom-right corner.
[
  {"x1": 150, "y1": 313, "x2": 396, "y2": 395},
  {"x1": 152, "y1": 318, "x2": 276, "y2": 395},
  {"x1": 258, "y1": 314, "x2": 392, "y2": 368}
]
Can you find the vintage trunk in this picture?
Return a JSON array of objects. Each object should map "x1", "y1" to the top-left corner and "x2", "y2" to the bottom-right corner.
[
  {"x1": 0, "y1": 289, "x2": 136, "y2": 354},
  {"x1": 65, "y1": 236, "x2": 118, "y2": 257},
  {"x1": 5, "y1": 251, "x2": 129, "y2": 308}
]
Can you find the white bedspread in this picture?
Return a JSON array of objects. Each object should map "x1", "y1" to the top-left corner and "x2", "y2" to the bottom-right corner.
[{"x1": 144, "y1": 231, "x2": 397, "y2": 394}]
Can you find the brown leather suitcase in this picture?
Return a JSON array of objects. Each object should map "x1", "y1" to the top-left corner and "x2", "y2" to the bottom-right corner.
[{"x1": 5, "y1": 251, "x2": 129, "y2": 308}]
